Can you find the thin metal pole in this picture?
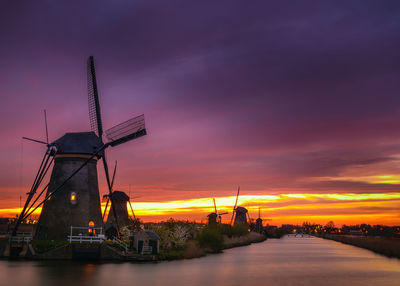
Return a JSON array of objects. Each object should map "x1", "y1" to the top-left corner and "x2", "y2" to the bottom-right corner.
[{"x1": 44, "y1": 109, "x2": 49, "y2": 144}]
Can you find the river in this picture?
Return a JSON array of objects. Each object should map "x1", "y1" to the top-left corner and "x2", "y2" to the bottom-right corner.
[{"x1": 1, "y1": 236, "x2": 400, "y2": 286}]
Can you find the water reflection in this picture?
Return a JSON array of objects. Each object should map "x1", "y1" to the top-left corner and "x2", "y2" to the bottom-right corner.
[{"x1": 1, "y1": 236, "x2": 400, "y2": 286}]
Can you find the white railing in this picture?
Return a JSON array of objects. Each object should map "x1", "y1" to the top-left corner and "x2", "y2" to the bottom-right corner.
[
  {"x1": 9, "y1": 232, "x2": 33, "y2": 243},
  {"x1": 112, "y1": 237, "x2": 128, "y2": 253},
  {"x1": 68, "y1": 234, "x2": 105, "y2": 243},
  {"x1": 142, "y1": 245, "x2": 152, "y2": 254},
  {"x1": 68, "y1": 226, "x2": 105, "y2": 243}
]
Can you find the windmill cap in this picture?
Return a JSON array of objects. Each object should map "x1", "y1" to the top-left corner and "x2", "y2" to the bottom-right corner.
[
  {"x1": 235, "y1": 206, "x2": 248, "y2": 213},
  {"x1": 111, "y1": 190, "x2": 130, "y2": 201},
  {"x1": 53, "y1": 132, "x2": 103, "y2": 156}
]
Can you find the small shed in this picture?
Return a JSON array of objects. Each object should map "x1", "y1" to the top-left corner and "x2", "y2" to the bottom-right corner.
[{"x1": 133, "y1": 230, "x2": 160, "y2": 254}]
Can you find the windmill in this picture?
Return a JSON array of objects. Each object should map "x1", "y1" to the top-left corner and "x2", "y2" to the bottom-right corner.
[
  {"x1": 13, "y1": 56, "x2": 147, "y2": 240},
  {"x1": 255, "y1": 207, "x2": 263, "y2": 233},
  {"x1": 101, "y1": 165, "x2": 139, "y2": 227},
  {"x1": 105, "y1": 191, "x2": 131, "y2": 227},
  {"x1": 207, "y1": 198, "x2": 228, "y2": 225},
  {"x1": 229, "y1": 186, "x2": 249, "y2": 226}
]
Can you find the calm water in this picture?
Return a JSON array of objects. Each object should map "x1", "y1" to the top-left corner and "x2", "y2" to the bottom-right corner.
[{"x1": 1, "y1": 236, "x2": 400, "y2": 286}]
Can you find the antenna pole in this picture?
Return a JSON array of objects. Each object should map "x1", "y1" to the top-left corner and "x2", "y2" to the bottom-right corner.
[{"x1": 44, "y1": 109, "x2": 49, "y2": 144}]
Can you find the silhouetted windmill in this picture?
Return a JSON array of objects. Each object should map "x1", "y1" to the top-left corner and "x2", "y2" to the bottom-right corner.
[
  {"x1": 13, "y1": 56, "x2": 147, "y2": 240},
  {"x1": 255, "y1": 207, "x2": 263, "y2": 233},
  {"x1": 208, "y1": 198, "x2": 228, "y2": 225},
  {"x1": 229, "y1": 186, "x2": 249, "y2": 226}
]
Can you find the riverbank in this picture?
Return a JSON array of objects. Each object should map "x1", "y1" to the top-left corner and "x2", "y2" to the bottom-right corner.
[
  {"x1": 317, "y1": 234, "x2": 400, "y2": 259},
  {"x1": 160, "y1": 231, "x2": 267, "y2": 260},
  {"x1": 223, "y1": 231, "x2": 266, "y2": 249},
  {"x1": 1, "y1": 232, "x2": 267, "y2": 262}
]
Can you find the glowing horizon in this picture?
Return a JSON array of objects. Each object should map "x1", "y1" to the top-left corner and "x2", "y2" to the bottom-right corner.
[{"x1": 2, "y1": 192, "x2": 399, "y2": 226}]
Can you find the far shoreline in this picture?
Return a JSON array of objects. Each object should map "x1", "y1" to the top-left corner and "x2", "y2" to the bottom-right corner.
[{"x1": 316, "y1": 234, "x2": 400, "y2": 259}]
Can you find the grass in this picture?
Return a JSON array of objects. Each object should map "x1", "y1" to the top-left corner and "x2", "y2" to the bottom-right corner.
[
  {"x1": 31, "y1": 240, "x2": 68, "y2": 254},
  {"x1": 0, "y1": 237, "x2": 8, "y2": 248},
  {"x1": 319, "y1": 234, "x2": 400, "y2": 259}
]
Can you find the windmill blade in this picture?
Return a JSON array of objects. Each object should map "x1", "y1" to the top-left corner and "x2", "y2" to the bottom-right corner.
[
  {"x1": 22, "y1": 137, "x2": 48, "y2": 145},
  {"x1": 233, "y1": 186, "x2": 240, "y2": 210},
  {"x1": 230, "y1": 186, "x2": 241, "y2": 225},
  {"x1": 102, "y1": 197, "x2": 110, "y2": 220},
  {"x1": 213, "y1": 198, "x2": 217, "y2": 213},
  {"x1": 87, "y1": 56, "x2": 103, "y2": 138},
  {"x1": 110, "y1": 161, "x2": 117, "y2": 189},
  {"x1": 219, "y1": 212, "x2": 228, "y2": 215},
  {"x1": 105, "y1": 114, "x2": 146, "y2": 147},
  {"x1": 102, "y1": 154, "x2": 120, "y2": 235},
  {"x1": 128, "y1": 200, "x2": 136, "y2": 220}
]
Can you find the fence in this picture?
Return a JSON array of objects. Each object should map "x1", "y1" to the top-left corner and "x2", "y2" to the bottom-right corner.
[
  {"x1": 112, "y1": 237, "x2": 128, "y2": 253},
  {"x1": 9, "y1": 232, "x2": 33, "y2": 243},
  {"x1": 68, "y1": 226, "x2": 105, "y2": 243}
]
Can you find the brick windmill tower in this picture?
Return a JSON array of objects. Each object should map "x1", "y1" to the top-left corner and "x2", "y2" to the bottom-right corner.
[
  {"x1": 13, "y1": 57, "x2": 147, "y2": 240},
  {"x1": 104, "y1": 190, "x2": 136, "y2": 227},
  {"x1": 230, "y1": 186, "x2": 249, "y2": 226}
]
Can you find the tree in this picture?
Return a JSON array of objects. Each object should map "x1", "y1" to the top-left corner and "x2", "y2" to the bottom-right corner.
[{"x1": 325, "y1": 221, "x2": 335, "y2": 229}]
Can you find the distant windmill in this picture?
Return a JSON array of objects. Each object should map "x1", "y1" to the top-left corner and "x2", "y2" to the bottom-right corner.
[
  {"x1": 207, "y1": 198, "x2": 228, "y2": 225},
  {"x1": 103, "y1": 190, "x2": 138, "y2": 226},
  {"x1": 13, "y1": 56, "x2": 147, "y2": 240},
  {"x1": 255, "y1": 207, "x2": 263, "y2": 233},
  {"x1": 229, "y1": 186, "x2": 249, "y2": 226}
]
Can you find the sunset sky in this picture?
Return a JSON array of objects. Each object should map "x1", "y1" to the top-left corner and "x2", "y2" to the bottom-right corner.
[{"x1": 1, "y1": 1, "x2": 400, "y2": 226}]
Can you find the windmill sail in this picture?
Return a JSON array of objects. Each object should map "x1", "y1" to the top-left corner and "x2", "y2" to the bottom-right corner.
[
  {"x1": 87, "y1": 56, "x2": 103, "y2": 138},
  {"x1": 105, "y1": 114, "x2": 146, "y2": 147},
  {"x1": 230, "y1": 186, "x2": 240, "y2": 225}
]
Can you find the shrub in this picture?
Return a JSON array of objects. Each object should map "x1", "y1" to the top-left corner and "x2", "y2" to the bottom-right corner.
[
  {"x1": 231, "y1": 224, "x2": 249, "y2": 237},
  {"x1": 196, "y1": 227, "x2": 224, "y2": 252},
  {"x1": 274, "y1": 227, "x2": 288, "y2": 238}
]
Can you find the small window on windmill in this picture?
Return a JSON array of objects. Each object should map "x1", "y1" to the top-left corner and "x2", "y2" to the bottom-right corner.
[{"x1": 70, "y1": 192, "x2": 77, "y2": 205}]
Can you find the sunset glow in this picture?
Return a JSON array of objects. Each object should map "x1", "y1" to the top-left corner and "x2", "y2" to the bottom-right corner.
[{"x1": 3, "y1": 192, "x2": 399, "y2": 226}]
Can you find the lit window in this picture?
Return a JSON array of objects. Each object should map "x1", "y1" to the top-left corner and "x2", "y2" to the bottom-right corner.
[
  {"x1": 88, "y1": 221, "x2": 95, "y2": 234},
  {"x1": 70, "y1": 192, "x2": 77, "y2": 204}
]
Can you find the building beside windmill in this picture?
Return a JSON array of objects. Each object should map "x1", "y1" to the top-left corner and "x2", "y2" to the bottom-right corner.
[
  {"x1": 133, "y1": 229, "x2": 160, "y2": 255},
  {"x1": 35, "y1": 132, "x2": 104, "y2": 240}
]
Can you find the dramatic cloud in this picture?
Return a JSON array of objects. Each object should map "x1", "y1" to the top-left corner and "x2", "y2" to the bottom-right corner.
[{"x1": 1, "y1": 1, "x2": 400, "y2": 225}]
